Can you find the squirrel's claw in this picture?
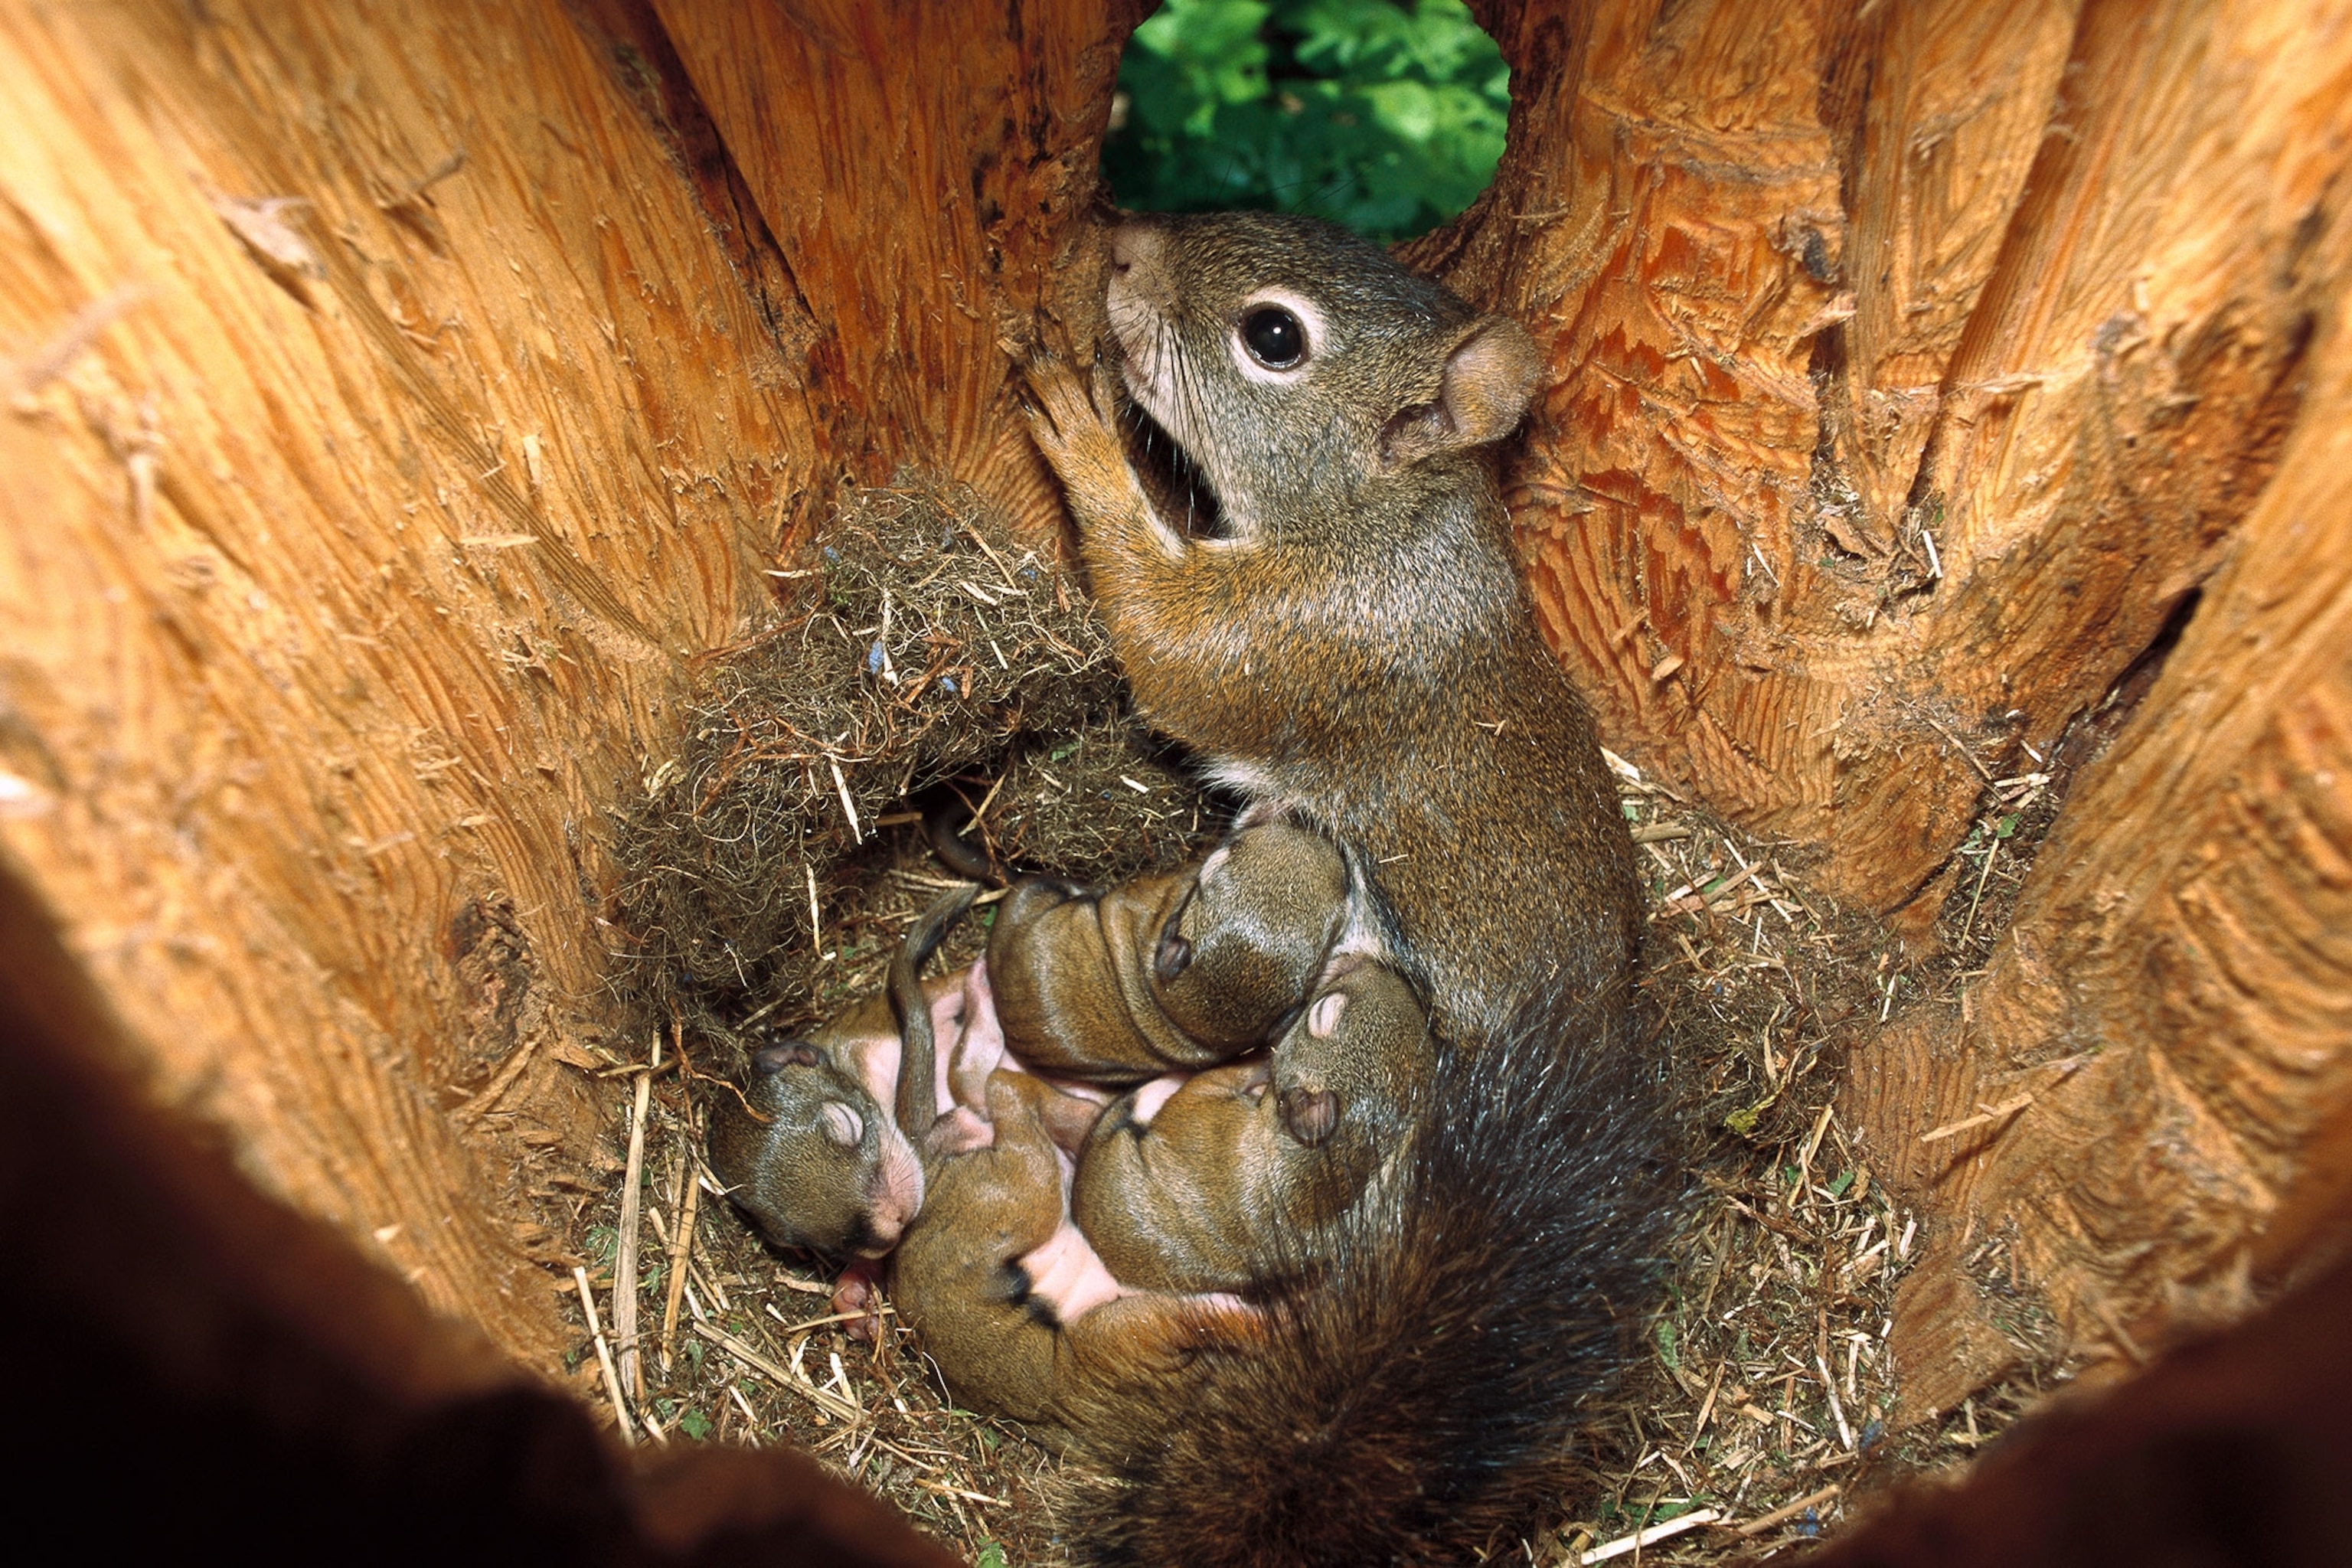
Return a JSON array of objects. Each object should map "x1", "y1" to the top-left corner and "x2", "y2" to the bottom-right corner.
[{"x1": 1021, "y1": 351, "x2": 1099, "y2": 456}]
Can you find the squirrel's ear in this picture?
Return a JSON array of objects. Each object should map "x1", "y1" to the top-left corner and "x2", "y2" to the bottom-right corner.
[{"x1": 1379, "y1": 316, "x2": 1542, "y2": 468}]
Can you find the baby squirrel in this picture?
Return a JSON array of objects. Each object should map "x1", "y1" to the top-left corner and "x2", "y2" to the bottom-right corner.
[
  {"x1": 1022, "y1": 211, "x2": 1671, "y2": 1564},
  {"x1": 888, "y1": 1066, "x2": 1265, "y2": 1452},
  {"x1": 710, "y1": 820, "x2": 1343, "y2": 1272},
  {"x1": 985, "y1": 822, "x2": 1349, "y2": 1082},
  {"x1": 1073, "y1": 960, "x2": 1433, "y2": 1295},
  {"x1": 705, "y1": 888, "x2": 982, "y2": 1260}
]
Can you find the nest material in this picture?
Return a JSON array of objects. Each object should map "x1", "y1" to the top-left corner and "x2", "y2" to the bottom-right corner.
[
  {"x1": 580, "y1": 486, "x2": 2092, "y2": 1562},
  {"x1": 606, "y1": 482, "x2": 1216, "y2": 1073},
  {"x1": 563, "y1": 760, "x2": 1982, "y2": 1566}
]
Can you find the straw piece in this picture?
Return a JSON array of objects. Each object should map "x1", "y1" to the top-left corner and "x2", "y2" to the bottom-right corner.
[
  {"x1": 613, "y1": 1038, "x2": 654, "y2": 1399},
  {"x1": 573, "y1": 1265, "x2": 636, "y2": 1445},
  {"x1": 1733, "y1": 1484, "x2": 1841, "y2": 1539},
  {"x1": 1578, "y1": 1508, "x2": 1719, "y2": 1563}
]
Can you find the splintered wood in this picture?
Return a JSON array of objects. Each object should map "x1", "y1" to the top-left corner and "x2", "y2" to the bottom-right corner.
[
  {"x1": 1850, "y1": 185, "x2": 2352, "y2": 1416},
  {"x1": 1416, "y1": 0, "x2": 2352, "y2": 916},
  {"x1": 0, "y1": 0, "x2": 1115, "y2": 1359}
]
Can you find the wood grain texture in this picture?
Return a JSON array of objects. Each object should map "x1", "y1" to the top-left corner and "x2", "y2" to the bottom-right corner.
[
  {"x1": 1436, "y1": 0, "x2": 2347, "y2": 909},
  {"x1": 1420, "y1": 0, "x2": 1851, "y2": 835},
  {"x1": 1843, "y1": 191, "x2": 2352, "y2": 1414},
  {"x1": 0, "y1": 0, "x2": 1125, "y2": 1368},
  {"x1": 650, "y1": 0, "x2": 1144, "y2": 528},
  {"x1": 0, "y1": 0, "x2": 828, "y2": 1356},
  {"x1": 1821, "y1": 0, "x2": 2080, "y2": 549}
]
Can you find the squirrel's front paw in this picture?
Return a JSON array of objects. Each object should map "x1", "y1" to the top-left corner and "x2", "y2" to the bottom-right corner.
[
  {"x1": 1021, "y1": 351, "x2": 1104, "y2": 457},
  {"x1": 1022, "y1": 349, "x2": 1143, "y2": 526}
]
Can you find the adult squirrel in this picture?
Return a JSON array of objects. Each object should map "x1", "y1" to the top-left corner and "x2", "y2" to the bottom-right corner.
[{"x1": 1021, "y1": 211, "x2": 1672, "y2": 1564}]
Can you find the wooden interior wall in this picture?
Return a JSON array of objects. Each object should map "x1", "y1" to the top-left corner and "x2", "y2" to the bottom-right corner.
[
  {"x1": 1844, "y1": 210, "x2": 2352, "y2": 1414},
  {"x1": 0, "y1": 0, "x2": 1125, "y2": 1361},
  {"x1": 1416, "y1": 0, "x2": 2352, "y2": 1411},
  {"x1": 1427, "y1": 0, "x2": 2349, "y2": 915}
]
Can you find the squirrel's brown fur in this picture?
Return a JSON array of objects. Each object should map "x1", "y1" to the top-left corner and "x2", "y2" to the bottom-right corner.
[{"x1": 1023, "y1": 211, "x2": 1672, "y2": 1564}]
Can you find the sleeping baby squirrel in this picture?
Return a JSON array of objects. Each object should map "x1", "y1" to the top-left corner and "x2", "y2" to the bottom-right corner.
[
  {"x1": 1072, "y1": 959, "x2": 1432, "y2": 1295},
  {"x1": 887, "y1": 1065, "x2": 1265, "y2": 1452},
  {"x1": 985, "y1": 821, "x2": 1348, "y2": 1083},
  {"x1": 1019, "y1": 211, "x2": 1671, "y2": 1566},
  {"x1": 704, "y1": 887, "x2": 982, "y2": 1259}
]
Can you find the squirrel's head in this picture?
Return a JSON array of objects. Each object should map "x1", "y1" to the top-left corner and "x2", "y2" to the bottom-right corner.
[
  {"x1": 707, "y1": 1029, "x2": 925, "y2": 1259},
  {"x1": 1103, "y1": 211, "x2": 1540, "y2": 541},
  {"x1": 1151, "y1": 822, "x2": 1350, "y2": 1050}
]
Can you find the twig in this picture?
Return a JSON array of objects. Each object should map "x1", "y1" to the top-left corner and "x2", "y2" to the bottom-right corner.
[
  {"x1": 828, "y1": 754, "x2": 862, "y2": 840},
  {"x1": 661, "y1": 1124, "x2": 699, "y2": 1374},
  {"x1": 1960, "y1": 835, "x2": 1999, "y2": 943},
  {"x1": 728, "y1": 1383, "x2": 763, "y2": 1445},
  {"x1": 691, "y1": 1321, "x2": 862, "y2": 1423},
  {"x1": 1921, "y1": 710, "x2": 1995, "y2": 782},
  {"x1": 1732, "y1": 1484, "x2": 1841, "y2": 1538},
  {"x1": 960, "y1": 520, "x2": 1021, "y2": 590},
  {"x1": 1816, "y1": 1353, "x2": 1855, "y2": 1449},
  {"x1": 767, "y1": 1305, "x2": 894, "y2": 1335},
  {"x1": 613, "y1": 1034, "x2": 655, "y2": 1400},
  {"x1": 1578, "y1": 1508, "x2": 1720, "y2": 1563},
  {"x1": 573, "y1": 1266, "x2": 637, "y2": 1445},
  {"x1": 1918, "y1": 1093, "x2": 2034, "y2": 1144},
  {"x1": 677, "y1": 1034, "x2": 773, "y2": 1125}
]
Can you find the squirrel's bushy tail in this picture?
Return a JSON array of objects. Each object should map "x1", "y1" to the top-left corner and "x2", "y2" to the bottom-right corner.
[{"x1": 1063, "y1": 985, "x2": 1677, "y2": 1566}]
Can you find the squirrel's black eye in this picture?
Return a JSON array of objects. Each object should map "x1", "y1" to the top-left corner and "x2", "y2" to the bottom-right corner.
[{"x1": 1240, "y1": 306, "x2": 1305, "y2": 369}]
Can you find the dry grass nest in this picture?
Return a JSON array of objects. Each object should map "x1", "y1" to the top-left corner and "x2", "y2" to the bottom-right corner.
[
  {"x1": 560, "y1": 484, "x2": 2092, "y2": 1564},
  {"x1": 603, "y1": 482, "x2": 1214, "y2": 1080}
]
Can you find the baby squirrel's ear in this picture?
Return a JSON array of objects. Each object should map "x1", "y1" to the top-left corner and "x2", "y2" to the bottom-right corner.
[{"x1": 1379, "y1": 316, "x2": 1542, "y2": 469}]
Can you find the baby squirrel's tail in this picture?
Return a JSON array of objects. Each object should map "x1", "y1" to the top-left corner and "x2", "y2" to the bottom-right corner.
[{"x1": 1063, "y1": 984, "x2": 1677, "y2": 1566}]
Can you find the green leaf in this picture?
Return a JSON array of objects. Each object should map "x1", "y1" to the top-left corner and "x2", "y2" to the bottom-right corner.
[
  {"x1": 1103, "y1": 0, "x2": 1508, "y2": 241},
  {"x1": 678, "y1": 1407, "x2": 714, "y2": 1441},
  {"x1": 1827, "y1": 1168, "x2": 1857, "y2": 1197},
  {"x1": 975, "y1": 1544, "x2": 1010, "y2": 1568},
  {"x1": 1654, "y1": 1318, "x2": 1681, "y2": 1370}
]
